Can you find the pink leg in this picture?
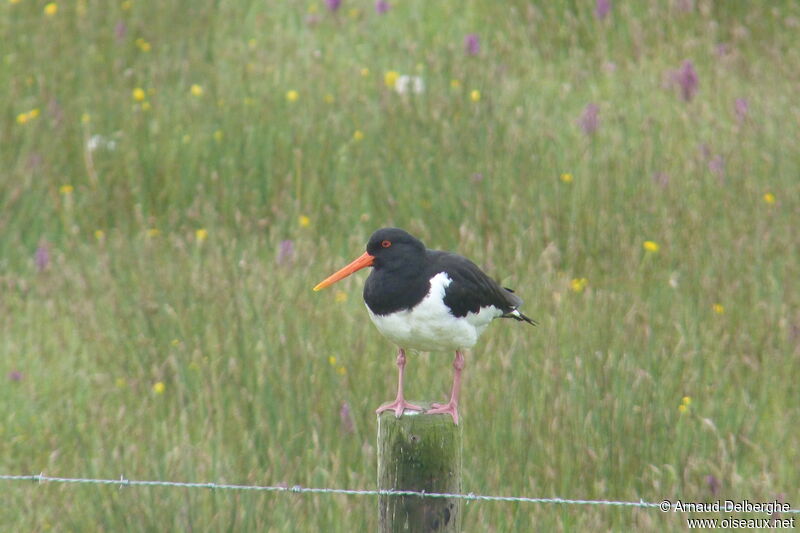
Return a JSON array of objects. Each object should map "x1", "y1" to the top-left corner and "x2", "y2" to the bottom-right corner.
[
  {"x1": 376, "y1": 349, "x2": 423, "y2": 417},
  {"x1": 427, "y1": 350, "x2": 465, "y2": 425}
]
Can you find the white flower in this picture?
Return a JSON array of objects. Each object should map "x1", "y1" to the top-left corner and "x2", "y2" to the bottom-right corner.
[
  {"x1": 87, "y1": 135, "x2": 117, "y2": 152},
  {"x1": 395, "y1": 75, "x2": 424, "y2": 95}
]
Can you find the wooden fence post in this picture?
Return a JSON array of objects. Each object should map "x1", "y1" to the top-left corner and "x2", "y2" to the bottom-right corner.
[{"x1": 377, "y1": 404, "x2": 462, "y2": 532}]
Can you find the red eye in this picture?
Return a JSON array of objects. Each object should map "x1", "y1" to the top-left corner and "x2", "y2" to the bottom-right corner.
[{"x1": 381, "y1": 240, "x2": 392, "y2": 248}]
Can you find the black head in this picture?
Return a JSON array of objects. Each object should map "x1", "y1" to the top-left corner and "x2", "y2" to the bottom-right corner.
[
  {"x1": 313, "y1": 227, "x2": 427, "y2": 292},
  {"x1": 365, "y1": 228, "x2": 426, "y2": 270}
]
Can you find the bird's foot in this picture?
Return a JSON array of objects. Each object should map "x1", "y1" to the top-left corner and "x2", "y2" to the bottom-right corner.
[
  {"x1": 427, "y1": 401, "x2": 459, "y2": 425},
  {"x1": 375, "y1": 397, "x2": 423, "y2": 418}
]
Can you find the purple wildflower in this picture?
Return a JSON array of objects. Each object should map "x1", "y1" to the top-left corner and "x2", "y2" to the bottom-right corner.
[
  {"x1": 705, "y1": 475, "x2": 720, "y2": 496},
  {"x1": 8, "y1": 370, "x2": 23, "y2": 382},
  {"x1": 734, "y1": 98, "x2": 749, "y2": 123},
  {"x1": 277, "y1": 240, "x2": 295, "y2": 265},
  {"x1": 652, "y1": 172, "x2": 670, "y2": 187},
  {"x1": 471, "y1": 173, "x2": 484, "y2": 183},
  {"x1": 709, "y1": 155, "x2": 725, "y2": 178},
  {"x1": 674, "y1": 60, "x2": 698, "y2": 102},
  {"x1": 27, "y1": 152, "x2": 43, "y2": 171},
  {"x1": 464, "y1": 34, "x2": 480, "y2": 56},
  {"x1": 715, "y1": 43, "x2": 732, "y2": 58},
  {"x1": 115, "y1": 21, "x2": 127, "y2": 41},
  {"x1": 579, "y1": 103, "x2": 599, "y2": 136},
  {"x1": 35, "y1": 244, "x2": 50, "y2": 272},
  {"x1": 375, "y1": 0, "x2": 390, "y2": 14},
  {"x1": 339, "y1": 402, "x2": 354, "y2": 434},
  {"x1": 48, "y1": 98, "x2": 64, "y2": 126},
  {"x1": 324, "y1": 0, "x2": 341, "y2": 12},
  {"x1": 595, "y1": 0, "x2": 611, "y2": 20}
]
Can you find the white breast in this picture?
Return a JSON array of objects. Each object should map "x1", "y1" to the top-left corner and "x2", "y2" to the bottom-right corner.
[{"x1": 366, "y1": 272, "x2": 503, "y2": 352}]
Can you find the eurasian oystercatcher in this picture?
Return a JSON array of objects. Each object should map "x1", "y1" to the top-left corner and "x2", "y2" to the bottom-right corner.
[{"x1": 314, "y1": 228, "x2": 535, "y2": 424}]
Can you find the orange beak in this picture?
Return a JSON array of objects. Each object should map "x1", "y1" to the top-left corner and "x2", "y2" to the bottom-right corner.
[{"x1": 313, "y1": 251, "x2": 375, "y2": 291}]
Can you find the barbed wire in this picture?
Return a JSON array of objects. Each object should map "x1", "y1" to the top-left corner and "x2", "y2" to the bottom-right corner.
[{"x1": 1, "y1": 474, "x2": 797, "y2": 514}]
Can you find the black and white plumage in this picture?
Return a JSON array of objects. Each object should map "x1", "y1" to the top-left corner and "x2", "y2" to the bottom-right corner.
[
  {"x1": 361, "y1": 229, "x2": 534, "y2": 352},
  {"x1": 314, "y1": 227, "x2": 535, "y2": 424}
]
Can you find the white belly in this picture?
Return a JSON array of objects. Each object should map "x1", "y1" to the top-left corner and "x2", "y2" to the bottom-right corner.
[{"x1": 366, "y1": 272, "x2": 503, "y2": 352}]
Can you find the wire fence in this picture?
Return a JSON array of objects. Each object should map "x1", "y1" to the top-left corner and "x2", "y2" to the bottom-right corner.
[{"x1": 1, "y1": 473, "x2": 797, "y2": 514}]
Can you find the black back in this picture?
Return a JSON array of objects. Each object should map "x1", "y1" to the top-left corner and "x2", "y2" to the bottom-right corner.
[
  {"x1": 430, "y1": 251, "x2": 522, "y2": 318},
  {"x1": 362, "y1": 228, "x2": 534, "y2": 324}
]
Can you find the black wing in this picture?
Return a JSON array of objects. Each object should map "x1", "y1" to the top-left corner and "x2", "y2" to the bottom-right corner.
[{"x1": 429, "y1": 251, "x2": 535, "y2": 325}]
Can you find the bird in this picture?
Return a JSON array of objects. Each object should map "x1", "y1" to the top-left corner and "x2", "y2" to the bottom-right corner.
[{"x1": 313, "y1": 228, "x2": 535, "y2": 424}]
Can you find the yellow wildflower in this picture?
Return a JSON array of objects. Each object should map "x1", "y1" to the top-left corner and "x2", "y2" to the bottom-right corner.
[
  {"x1": 59, "y1": 184, "x2": 74, "y2": 195},
  {"x1": 286, "y1": 90, "x2": 299, "y2": 103},
  {"x1": 353, "y1": 130, "x2": 364, "y2": 141},
  {"x1": 450, "y1": 79, "x2": 461, "y2": 89},
  {"x1": 140, "y1": 101, "x2": 151, "y2": 111},
  {"x1": 195, "y1": 228, "x2": 208, "y2": 243},
  {"x1": 94, "y1": 229, "x2": 105, "y2": 241},
  {"x1": 335, "y1": 290, "x2": 348, "y2": 303},
  {"x1": 712, "y1": 303, "x2": 725, "y2": 315},
  {"x1": 470, "y1": 90, "x2": 481, "y2": 102},
  {"x1": 135, "y1": 38, "x2": 151, "y2": 52},
  {"x1": 570, "y1": 278, "x2": 588, "y2": 293},
  {"x1": 643, "y1": 240, "x2": 660, "y2": 253},
  {"x1": 146, "y1": 228, "x2": 160, "y2": 238},
  {"x1": 115, "y1": 377, "x2": 127, "y2": 389},
  {"x1": 132, "y1": 88, "x2": 146, "y2": 102},
  {"x1": 384, "y1": 70, "x2": 399, "y2": 88},
  {"x1": 81, "y1": 112, "x2": 91, "y2": 124},
  {"x1": 360, "y1": 67, "x2": 370, "y2": 77},
  {"x1": 17, "y1": 109, "x2": 40, "y2": 124},
  {"x1": 681, "y1": 396, "x2": 692, "y2": 406},
  {"x1": 560, "y1": 173, "x2": 573, "y2": 183},
  {"x1": 336, "y1": 366, "x2": 346, "y2": 376},
  {"x1": 323, "y1": 93, "x2": 335, "y2": 104},
  {"x1": 348, "y1": 8, "x2": 359, "y2": 18},
  {"x1": 678, "y1": 404, "x2": 688, "y2": 414},
  {"x1": 213, "y1": 130, "x2": 223, "y2": 142},
  {"x1": 328, "y1": 356, "x2": 337, "y2": 366},
  {"x1": 121, "y1": 0, "x2": 132, "y2": 10},
  {"x1": 171, "y1": 338, "x2": 181, "y2": 346},
  {"x1": 190, "y1": 84, "x2": 204, "y2": 97},
  {"x1": 248, "y1": 38, "x2": 257, "y2": 49},
  {"x1": 9, "y1": 0, "x2": 21, "y2": 4},
  {"x1": 152, "y1": 381, "x2": 165, "y2": 394},
  {"x1": 307, "y1": 3, "x2": 318, "y2": 13},
  {"x1": 298, "y1": 215, "x2": 311, "y2": 228},
  {"x1": 763, "y1": 192, "x2": 776, "y2": 205},
  {"x1": 44, "y1": 2, "x2": 58, "y2": 16},
  {"x1": 182, "y1": 134, "x2": 191, "y2": 144}
]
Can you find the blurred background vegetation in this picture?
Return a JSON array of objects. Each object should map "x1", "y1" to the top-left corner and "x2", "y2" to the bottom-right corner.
[{"x1": 1, "y1": 0, "x2": 798, "y2": 530}]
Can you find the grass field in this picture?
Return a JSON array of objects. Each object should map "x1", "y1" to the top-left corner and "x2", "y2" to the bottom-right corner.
[{"x1": 2, "y1": 0, "x2": 799, "y2": 530}]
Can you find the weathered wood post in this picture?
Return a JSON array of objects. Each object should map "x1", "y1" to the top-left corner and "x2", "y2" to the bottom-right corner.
[{"x1": 378, "y1": 404, "x2": 462, "y2": 532}]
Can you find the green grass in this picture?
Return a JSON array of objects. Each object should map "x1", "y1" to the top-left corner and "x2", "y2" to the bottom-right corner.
[{"x1": 2, "y1": 0, "x2": 799, "y2": 530}]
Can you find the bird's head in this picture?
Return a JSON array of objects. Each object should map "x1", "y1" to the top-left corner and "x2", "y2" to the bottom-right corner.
[{"x1": 313, "y1": 228, "x2": 425, "y2": 291}]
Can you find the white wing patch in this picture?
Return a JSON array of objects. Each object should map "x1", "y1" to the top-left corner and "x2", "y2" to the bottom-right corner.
[{"x1": 366, "y1": 272, "x2": 503, "y2": 352}]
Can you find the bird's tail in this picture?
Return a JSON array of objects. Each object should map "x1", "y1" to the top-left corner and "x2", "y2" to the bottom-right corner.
[{"x1": 502, "y1": 309, "x2": 537, "y2": 326}]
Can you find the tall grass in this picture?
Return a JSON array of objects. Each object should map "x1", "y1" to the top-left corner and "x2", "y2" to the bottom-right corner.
[{"x1": 2, "y1": 0, "x2": 798, "y2": 530}]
